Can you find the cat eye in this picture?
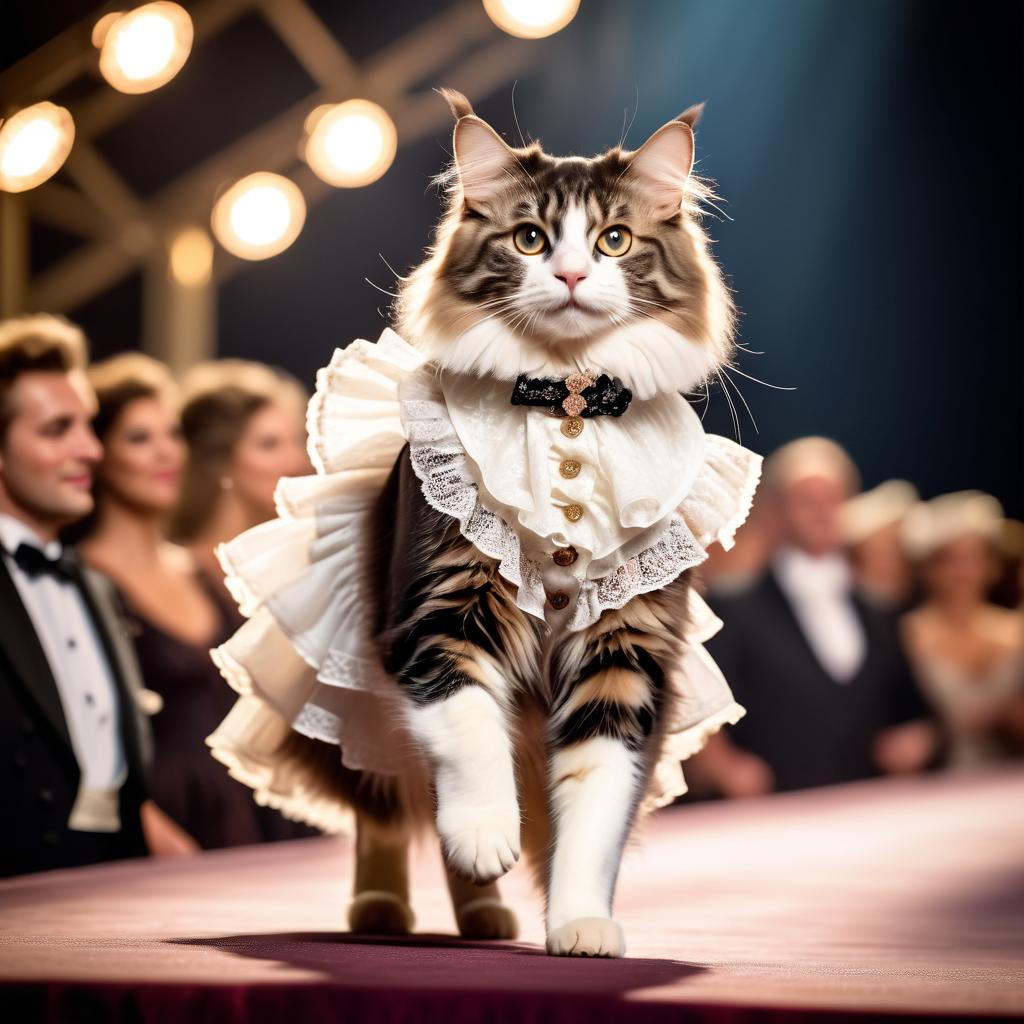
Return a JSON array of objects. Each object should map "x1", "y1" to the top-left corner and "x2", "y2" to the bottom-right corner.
[
  {"x1": 596, "y1": 225, "x2": 632, "y2": 257},
  {"x1": 513, "y1": 224, "x2": 548, "y2": 256}
]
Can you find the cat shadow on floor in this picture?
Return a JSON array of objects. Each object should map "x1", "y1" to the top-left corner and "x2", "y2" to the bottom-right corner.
[{"x1": 170, "y1": 931, "x2": 708, "y2": 994}]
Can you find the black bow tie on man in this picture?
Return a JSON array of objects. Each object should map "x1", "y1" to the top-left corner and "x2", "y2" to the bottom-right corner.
[{"x1": 12, "y1": 543, "x2": 78, "y2": 583}]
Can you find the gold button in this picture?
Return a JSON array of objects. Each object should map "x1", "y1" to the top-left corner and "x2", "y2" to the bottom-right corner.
[
  {"x1": 559, "y1": 458, "x2": 581, "y2": 479},
  {"x1": 560, "y1": 416, "x2": 584, "y2": 439},
  {"x1": 552, "y1": 545, "x2": 578, "y2": 567},
  {"x1": 548, "y1": 590, "x2": 570, "y2": 610},
  {"x1": 562, "y1": 503, "x2": 584, "y2": 523}
]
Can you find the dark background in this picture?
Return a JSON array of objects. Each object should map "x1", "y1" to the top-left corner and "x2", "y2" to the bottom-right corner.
[{"x1": 4, "y1": 0, "x2": 1022, "y2": 515}]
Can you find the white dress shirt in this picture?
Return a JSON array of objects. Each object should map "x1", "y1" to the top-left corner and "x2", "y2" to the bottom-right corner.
[
  {"x1": 0, "y1": 513, "x2": 125, "y2": 830},
  {"x1": 773, "y1": 547, "x2": 867, "y2": 684}
]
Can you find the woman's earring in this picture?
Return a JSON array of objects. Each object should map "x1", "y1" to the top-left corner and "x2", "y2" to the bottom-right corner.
[{"x1": 220, "y1": 476, "x2": 234, "y2": 491}]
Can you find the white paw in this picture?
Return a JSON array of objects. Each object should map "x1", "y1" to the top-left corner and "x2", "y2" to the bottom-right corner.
[
  {"x1": 439, "y1": 808, "x2": 521, "y2": 884},
  {"x1": 456, "y1": 897, "x2": 520, "y2": 940},
  {"x1": 546, "y1": 917, "x2": 626, "y2": 958}
]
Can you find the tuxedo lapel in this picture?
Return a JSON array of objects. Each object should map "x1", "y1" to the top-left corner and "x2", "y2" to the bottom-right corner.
[
  {"x1": 0, "y1": 555, "x2": 72, "y2": 747},
  {"x1": 68, "y1": 555, "x2": 148, "y2": 777},
  {"x1": 764, "y1": 569, "x2": 863, "y2": 686}
]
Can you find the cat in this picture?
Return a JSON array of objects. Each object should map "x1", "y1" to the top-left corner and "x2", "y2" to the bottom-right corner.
[{"x1": 211, "y1": 89, "x2": 750, "y2": 958}]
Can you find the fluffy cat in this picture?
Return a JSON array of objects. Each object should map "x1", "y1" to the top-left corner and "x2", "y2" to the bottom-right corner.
[{"x1": 211, "y1": 89, "x2": 750, "y2": 958}]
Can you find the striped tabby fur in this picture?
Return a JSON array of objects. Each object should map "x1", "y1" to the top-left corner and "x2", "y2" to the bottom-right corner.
[{"x1": 288, "y1": 91, "x2": 734, "y2": 957}]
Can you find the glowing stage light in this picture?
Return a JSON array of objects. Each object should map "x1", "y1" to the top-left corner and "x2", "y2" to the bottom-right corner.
[
  {"x1": 0, "y1": 102, "x2": 75, "y2": 193},
  {"x1": 211, "y1": 173, "x2": 306, "y2": 261},
  {"x1": 482, "y1": 0, "x2": 580, "y2": 39},
  {"x1": 169, "y1": 227, "x2": 214, "y2": 286},
  {"x1": 303, "y1": 99, "x2": 397, "y2": 188},
  {"x1": 94, "y1": 2, "x2": 194, "y2": 94}
]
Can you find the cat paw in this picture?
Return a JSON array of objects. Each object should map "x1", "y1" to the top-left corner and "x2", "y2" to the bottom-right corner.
[
  {"x1": 456, "y1": 897, "x2": 520, "y2": 941},
  {"x1": 546, "y1": 917, "x2": 626, "y2": 958},
  {"x1": 347, "y1": 891, "x2": 415, "y2": 936},
  {"x1": 440, "y1": 818, "x2": 521, "y2": 884}
]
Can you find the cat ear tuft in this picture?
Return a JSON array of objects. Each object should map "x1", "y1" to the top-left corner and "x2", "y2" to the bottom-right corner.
[
  {"x1": 676, "y1": 102, "x2": 705, "y2": 130},
  {"x1": 438, "y1": 88, "x2": 475, "y2": 121},
  {"x1": 626, "y1": 120, "x2": 695, "y2": 218},
  {"x1": 453, "y1": 116, "x2": 518, "y2": 207}
]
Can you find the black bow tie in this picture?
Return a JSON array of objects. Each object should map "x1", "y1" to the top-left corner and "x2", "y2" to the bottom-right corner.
[
  {"x1": 12, "y1": 543, "x2": 76, "y2": 583},
  {"x1": 510, "y1": 372, "x2": 633, "y2": 418}
]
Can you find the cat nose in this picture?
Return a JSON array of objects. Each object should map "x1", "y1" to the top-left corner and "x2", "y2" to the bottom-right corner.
[{"x1": 557, "y1": 271, "x2": 588, "y2": 294}]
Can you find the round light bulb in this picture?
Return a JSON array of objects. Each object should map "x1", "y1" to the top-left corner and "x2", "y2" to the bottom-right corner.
[
  {"x1": 0, "y1": 102, "x2": 75, "y2": 193},
  {"x1": 482, "y1": 0, "x2": 580, "y2": 39},
  {"x1": 303, "y1": 99, "x2": 397, "y2": 188},
  {"x1": 211, "y1": 172, "x2": 306, "y2": 261},
  {"x1": 169, "y1": 227, "x2": 214, "y2": 286},
  {"x1": 96, "y1": 2, "x2": 194, "y2": 94}
]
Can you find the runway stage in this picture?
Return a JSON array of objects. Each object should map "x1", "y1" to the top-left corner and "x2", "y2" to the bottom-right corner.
[{"x1": 1, "y1": 768, "x2": 1022, "y2": 1023}]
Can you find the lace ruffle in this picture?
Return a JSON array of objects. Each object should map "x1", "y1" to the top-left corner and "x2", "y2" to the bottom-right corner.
[{"x1": 400, "y1": 367, "x2": 762, "y2": 632}]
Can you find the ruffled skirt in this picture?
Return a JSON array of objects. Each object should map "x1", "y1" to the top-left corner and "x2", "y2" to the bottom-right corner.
[{"x1": 207, "y1": 329, "x2": 754, "y2": 834}]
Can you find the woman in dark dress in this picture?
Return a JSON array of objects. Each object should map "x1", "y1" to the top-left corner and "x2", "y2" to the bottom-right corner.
[{"x1": 78, "y1": 353, "x2": 316, "y2": 848}]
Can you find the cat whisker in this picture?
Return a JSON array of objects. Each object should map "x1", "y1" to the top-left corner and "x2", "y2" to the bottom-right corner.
[
  {"x1": 726, "y1": 364, "x2": 797, "y2": 391},
  {"x1": 721, "y1": 367, "x2": 759, "y2": 435},
  {"x1": 377, "y1": 252, "x2": 407, "y2": 282},
  {"x1": 715, "y1": 368, "x2": 742, "y2": 442},
  {"x1": 365, "y1": 277, "x2": 400, "y2": 299}
]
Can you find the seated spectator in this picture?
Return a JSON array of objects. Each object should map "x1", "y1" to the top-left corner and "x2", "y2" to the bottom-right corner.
[
  {"x1": 841, "y1": 480, "x2": 919, "y2": 611},
  {"x1": 902, "y1": 492, "x2": 1024, "y2": 768},
  {"x1": 78, "y1": 353, "x2": 294, "y2": 849},
  {"x1": 168, "y1": 360, "x2": 309, "y2": 585},
  {"x1": 696, "y1": 437, "x2": 938, "y2": 796},
  {"x1": 0, "y1": 314, "x2": 187, "y2": 877}
]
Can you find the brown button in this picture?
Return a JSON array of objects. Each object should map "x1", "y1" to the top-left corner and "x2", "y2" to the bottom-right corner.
[
  {"x1": 560, "y1": 416, "x2": 584, "y2": 439},
  {"x1": 548, "y1": 590, "x2": 570, "y2": 610},
  {"x1": 552, "y1": 545, "x2": 578, "y2": 567},
  {"x1": 559, "y1": 458, "x2": 582, "y2": 479},
  {"x1": 562, "y1": 503, "x2": 585, "y2": 522}
]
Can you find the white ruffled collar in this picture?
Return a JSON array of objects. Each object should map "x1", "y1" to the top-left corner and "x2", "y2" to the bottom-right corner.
[{"x1": 439, "y1": 370, "x2": 708, "y2": 561}]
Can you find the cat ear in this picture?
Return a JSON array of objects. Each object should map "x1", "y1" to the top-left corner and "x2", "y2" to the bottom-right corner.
[
  {"x1": 676, "y1": 102, "x2": 705, "y2": 130},
  {"x1": 626, "y1": 119, "x2": 695, "y2": 218},
  {"x1": 438, "y1": 87, "x2": 475, "y2": 121},
  {"x1": 452, "y1": 115, "x2": 518, "y2": 208}
]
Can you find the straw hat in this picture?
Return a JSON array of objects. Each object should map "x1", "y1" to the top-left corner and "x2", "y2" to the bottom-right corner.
[
  {"x1": 840, "y1": 480, "x2": 919, "y2": 546},
  {"x1": 901, "y1": 490, "x2": 1004, "y2": 559}
]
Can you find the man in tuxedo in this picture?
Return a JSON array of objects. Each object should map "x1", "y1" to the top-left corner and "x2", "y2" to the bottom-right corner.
[
  {"x1": 699, "y1": 437, "x2": 938, "y2": 796},
  {"x1": 0, "y1": 316, "x2": 171, "y2": 877}
]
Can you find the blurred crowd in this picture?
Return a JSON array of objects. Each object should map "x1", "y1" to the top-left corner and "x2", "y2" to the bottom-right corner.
[
  {"x1": 1, "y1": 314, "x2": 1022, "y2": 879},
  {"x1": 0, "y1": 313, "x2": 316, "y2": 878},
  {"x1": 687, "y1": 437, "x2": 1024, "y2": 800}
]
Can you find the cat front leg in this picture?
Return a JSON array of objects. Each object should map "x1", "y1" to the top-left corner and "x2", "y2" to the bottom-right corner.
[
  {"x1": 407, "y1": 681, "x2": 521, "y2": 884},
  {"x1": 386, "y1": 554, "x2": 539, "y2": 885},
  {"x1": 544, "y1": 582, "x2": 686, "y2": 957}
]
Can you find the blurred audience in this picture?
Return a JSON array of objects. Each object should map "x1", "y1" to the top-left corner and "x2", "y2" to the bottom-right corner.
[
  {"x1": 901, "y1": 492, "x2": 1024, "y2": 768},
  {"x1": 841, "y1": 480, "x2": 919, "y2": 611},
  {"x1": 0, "y1": 315, "x2": 170, "y2": 877},
  {"x1": 694, "y1": 437, "x2": 938, "y2": 797},
  {"x1": 76, "y1": 353, "x2": 294, "y2": 850},
  {"x1": 168, "y1": 360, "x2": 309, "y2": 585}
]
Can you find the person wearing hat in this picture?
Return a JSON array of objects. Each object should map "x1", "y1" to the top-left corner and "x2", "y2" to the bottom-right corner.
[
  {"x1": 901, "y1": 492, "x2": 1024, "y2": 768},
  {"x1": 698, "y1": 437, "x2": 938, "y2": 795},
  {"x1": 841, "y1": 480, "x2": 919, "y2": 611}
]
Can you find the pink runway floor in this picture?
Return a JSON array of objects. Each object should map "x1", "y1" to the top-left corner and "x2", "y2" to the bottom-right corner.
[{"x1": 2, "y1": 767, "x2": 1022, "y2": 1023}]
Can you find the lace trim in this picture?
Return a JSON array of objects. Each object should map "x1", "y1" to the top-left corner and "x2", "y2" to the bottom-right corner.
[
  {"x1": 404, "y1": 438, "x2": 548, "y2": 620},
  {"x1": 571, "y1": 514, "x2": 708, "y2": 630},
  {"x1": 403, "y1": 369, "x2": 727, "y2": 630}
]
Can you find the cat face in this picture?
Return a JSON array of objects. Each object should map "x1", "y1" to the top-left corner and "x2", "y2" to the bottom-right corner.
[{"x1": 398, "y1": 91, "x2": 735, "y2": 400}]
